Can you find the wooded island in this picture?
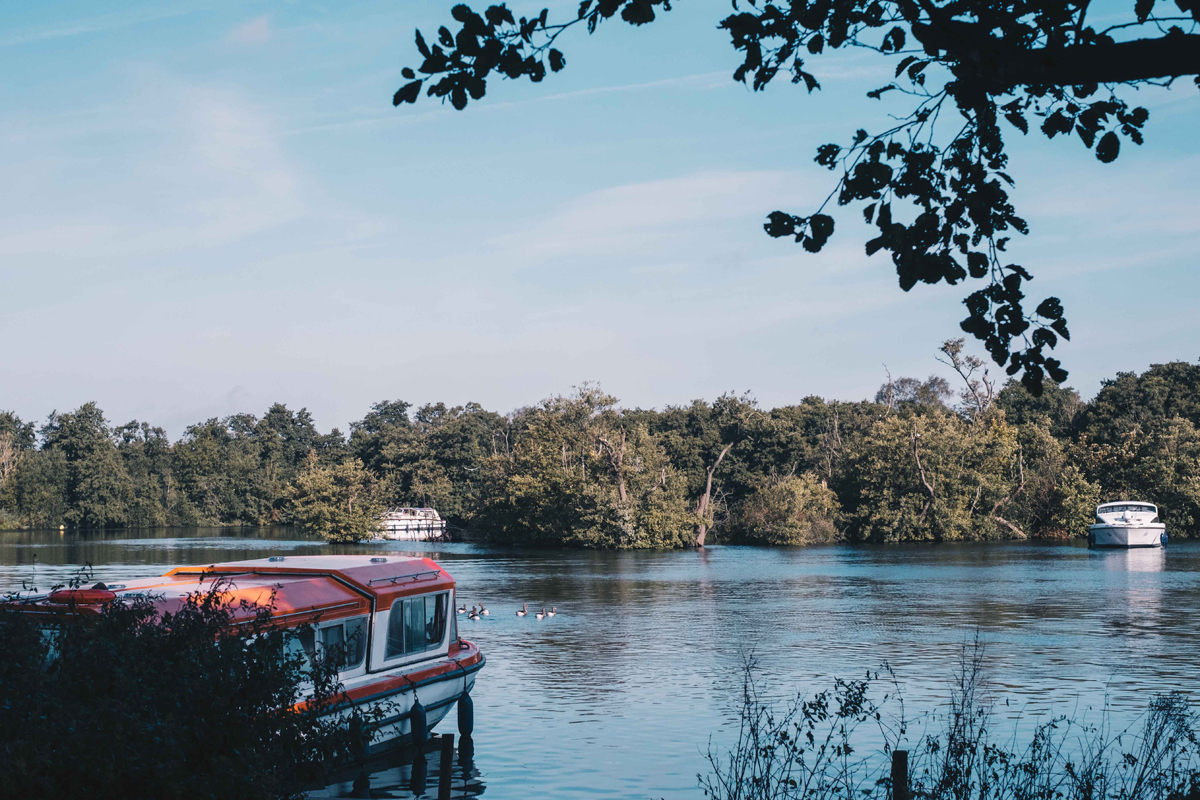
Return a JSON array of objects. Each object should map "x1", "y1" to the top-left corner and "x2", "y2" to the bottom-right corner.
[{"x1": 2, "y1": 351, "x2": 1197, "y2": 547}]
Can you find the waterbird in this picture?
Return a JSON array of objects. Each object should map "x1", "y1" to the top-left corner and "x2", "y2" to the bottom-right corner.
[
  {"x1": 535, "y1": 608, "x2": 546, "y2": 620},
  {"x1": 457, "y1": 604, "x2": 467, "y2": 614},
  {"x1": 468, "y1": 609, "x2": 479, "y2": 620},
  {"x1": 516, "y1": 604, "x2": 528, "y2": 617},
  {"x1": 479, "y1": 604, "x2": 489, "y2": 616},
  {"x1": 547, "y1": 607, "x2": 557, "y2": 617}
]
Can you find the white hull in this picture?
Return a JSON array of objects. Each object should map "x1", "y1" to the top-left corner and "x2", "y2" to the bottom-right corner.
[
  {"x1": 373, "y1": 524, "x2": 448, "y2": 542},
  {"x1": 326, "y1": 659, "x2": 480, "y2": 754},
  {"x1": 1089, "y1": 524, "x2": 1165, "y2": 548}
]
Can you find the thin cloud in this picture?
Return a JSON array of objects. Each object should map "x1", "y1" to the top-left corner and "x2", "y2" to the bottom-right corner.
[
  {"x1": 286, "y1": 71, "x2": 730, "y2": 135},
  {"x1": 226, "y1": 16, "x2": 271, "y2": 46},
  {"x1": 489, "y1": 170, "x2": 808, "y2": 263},
  {"x1": 0, "y1": 6, "x2": 199, "y2": 48}
]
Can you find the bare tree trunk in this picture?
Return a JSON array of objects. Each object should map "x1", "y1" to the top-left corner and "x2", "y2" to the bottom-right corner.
[
  {"x1": 911, "y1": 428, "x2": 936, "y2": 522},
  {"x1": 820, "y1": 405, "x2": 842, "y2": 479},
  {"x1": 695, "y1": 444, "x2": 733, "y2": 547},
  {"x1": 597, "y1": 430, "x2": 628, "y2": 505},
  {"x1": 990, "y1": 445, "x2": 1027, "y2": 538},
  {"x1": 0, "y1": 433, "x2": 19, "y2": 486},
  {"x1": 881, "y1": 366, "x2": 897, "y2": 415}
]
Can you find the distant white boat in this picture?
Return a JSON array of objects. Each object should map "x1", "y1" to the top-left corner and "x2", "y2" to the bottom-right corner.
[
  {"x1": 1088, "y1": 502, "x2": 1166, "y2": 548},
  {"x1": 374, "y1": 507, "x2": 448, "y2": 542}
]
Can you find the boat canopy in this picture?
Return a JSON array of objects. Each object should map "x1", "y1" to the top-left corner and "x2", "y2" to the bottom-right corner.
[
  {"x1": 1098, "y1": 502, "x2": 1157, "y2": 512},
  {"x1": 3, "y1": 555, "x2": 454, "y2": 623}
]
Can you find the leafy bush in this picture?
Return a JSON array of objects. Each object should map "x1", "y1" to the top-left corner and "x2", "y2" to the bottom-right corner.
[
  {"x1": 285, "y1": 453, "x2": 384, "y2": 542},
  {"x1": 731, "y1": 473, "x2": 842, "y2": 545},
  {"x1": 0, "y1": 578, "x2": 368, "y2": 799}
]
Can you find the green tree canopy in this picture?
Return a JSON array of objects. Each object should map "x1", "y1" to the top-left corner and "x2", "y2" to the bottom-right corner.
[{"x1": 286, "y1": 453, "x2": 384, "y2": 542}]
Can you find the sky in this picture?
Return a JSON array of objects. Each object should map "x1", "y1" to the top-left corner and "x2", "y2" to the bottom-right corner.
[{"x1": 2, "y1": 0, "x2": 1198, "y2": 437}]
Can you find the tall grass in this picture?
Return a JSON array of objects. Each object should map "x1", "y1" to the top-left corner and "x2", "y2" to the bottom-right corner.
[{"x1": 702, "y1": 645, "x2": 1200, "y2": 800}]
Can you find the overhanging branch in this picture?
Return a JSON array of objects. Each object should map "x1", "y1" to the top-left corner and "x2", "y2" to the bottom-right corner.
[{"x1": 912, "y1": 25, "x2": 1200, "y2": 87}]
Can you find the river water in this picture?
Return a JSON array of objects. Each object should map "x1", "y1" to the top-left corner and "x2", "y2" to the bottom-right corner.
[{"x1": 3, "y1": 529, "x2": 1199, "y2": 799}]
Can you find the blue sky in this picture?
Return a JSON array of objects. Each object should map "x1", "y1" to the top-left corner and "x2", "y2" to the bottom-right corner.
[{"x1": 2, "y1": 0, "x2": 1198, "y2": 436}]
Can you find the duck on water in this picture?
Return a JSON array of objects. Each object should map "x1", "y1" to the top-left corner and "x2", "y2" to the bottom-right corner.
[{"x1": 1089, "y1": 502, "x2": 1167, "y2": 548}]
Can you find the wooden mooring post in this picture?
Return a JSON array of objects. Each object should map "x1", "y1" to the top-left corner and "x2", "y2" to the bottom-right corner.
[
  {"x1": 891, "y1": 750, "x2": 909, "y2": 800},
  {"x1": 438, "y1": 733, "x2": 455, "y2": 800}
]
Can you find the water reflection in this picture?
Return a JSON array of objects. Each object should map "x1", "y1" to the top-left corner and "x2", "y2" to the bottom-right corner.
[
  {"x1": 1097, "y1": 546, "x2": 1166, "y2": 573},
  {"x1": 312, "y1": 736, "x2": 485, "y2": 799},
  {"x1": 3, "y1": 530, "x2": 1199, "y2": 799}
]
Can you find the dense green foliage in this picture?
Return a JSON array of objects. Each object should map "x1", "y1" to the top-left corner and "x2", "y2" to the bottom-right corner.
[
  {"x1": 2, "y1": 356, "x2": 1198, "y2": 546},
  {"x1": 0, "y1": 581, "x2": 367, "y2": 799},
  {"x1": 285, "y1": 454, "x2": 384, "y2": 542}
]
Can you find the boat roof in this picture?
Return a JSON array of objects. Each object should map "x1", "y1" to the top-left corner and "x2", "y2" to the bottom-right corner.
[
  {"x1": 2, "y1": 555, "x2": 454, "y2": 622},
  {"x1": 1099, "y1": 501, "x2": 1157, "y2": 509}
]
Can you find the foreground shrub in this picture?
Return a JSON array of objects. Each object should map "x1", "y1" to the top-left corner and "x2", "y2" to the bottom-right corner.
[
  {"x1": 703, "y1": 647, "x2": 1200, "y2": 800},
  {"x1": 0, "y1": 578, "x2": 368, "y2": 800}
]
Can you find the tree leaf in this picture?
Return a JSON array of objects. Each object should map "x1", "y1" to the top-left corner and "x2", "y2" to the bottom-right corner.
[
  {"x1": 1035, "y1": 297, "x2": 1064, "y2": 319},
  {"x1": 1004, "y1": 110, "x2": 1028, "y2": 134},
  {"x1": 894, "y1": 55, "x2": 917, "y2": 78},
  {"x1": 967, "y1": 252, "x2": 989, "y2": 278},
  {"x1": 392, "y1": 80, "x2": 423, "y2": 106},
  {"x1": 1096, "y1": 131, "x2": 1120, "y2": 163}
]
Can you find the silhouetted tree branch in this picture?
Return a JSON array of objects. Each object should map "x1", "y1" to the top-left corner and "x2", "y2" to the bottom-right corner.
[{"x1": 392, "y1": 0, "x2": 1200, "y2": 393}]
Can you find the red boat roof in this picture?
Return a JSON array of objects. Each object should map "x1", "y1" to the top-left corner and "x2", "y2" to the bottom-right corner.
[{"x1": 3, "y1": 555, "x2": 455, "y2": 623}]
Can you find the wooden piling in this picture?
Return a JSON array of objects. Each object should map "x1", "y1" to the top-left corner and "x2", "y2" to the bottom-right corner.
[
  {"x1": 438, "y1": 733, "x2": 455, "y2": 800},
  {"x1": 891, "y1": 750, "x2": 909, "y2": 800}
]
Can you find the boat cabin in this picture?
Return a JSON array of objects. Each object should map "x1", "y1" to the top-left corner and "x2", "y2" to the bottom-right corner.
[
  {"x1": 1096, "y1": 502, "x2": 1159, "y2": 524},
  {"x1": 4, "y1": 555, "x2": 483, "y2": 751},
  {"x1": 4, "y1": 555, "x2": 464, "y2": 679}
]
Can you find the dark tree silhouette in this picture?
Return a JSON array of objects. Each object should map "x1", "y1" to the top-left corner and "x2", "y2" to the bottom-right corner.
[{"x1": 391, "y1": 0, "x2": 1200, "y2": 393}]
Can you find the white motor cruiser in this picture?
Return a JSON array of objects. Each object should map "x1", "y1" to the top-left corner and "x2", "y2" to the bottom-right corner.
[{"x1": 1088, "y1": 501, "x2": 1166, "y2": 548}]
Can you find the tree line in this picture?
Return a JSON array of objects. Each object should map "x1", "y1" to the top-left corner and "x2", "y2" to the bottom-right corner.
[{"x1": 2, "y1": 347, "x2": 1198, "y2": 547}]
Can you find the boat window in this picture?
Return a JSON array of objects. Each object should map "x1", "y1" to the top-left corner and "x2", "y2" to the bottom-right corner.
[
  {"x1": 285, "y1": 629, "x2": 314, "y2": 677},
  {"x1": 321, "y1": 623, "x2": 343, "y2": 656},
  {"x1": 316, "y1": 618, "x2": 368, "y2": 670},
  {"x1": 344, "y1": 617, "x2": 367, "y2": 668},
  {"x1": 383, "y1": 592, "x2": 449, "y2": 660},
  {"x1": 385, "y1": 602, "x2": 406, "y2": 659},
  {"x1": 406, "y1": 596, "x2": 426, "y2": 653}
]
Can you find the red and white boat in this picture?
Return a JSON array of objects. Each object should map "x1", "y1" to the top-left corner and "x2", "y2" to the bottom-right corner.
[{"x1": 6, "y1": 555, "x2": 483, "y2": 752}]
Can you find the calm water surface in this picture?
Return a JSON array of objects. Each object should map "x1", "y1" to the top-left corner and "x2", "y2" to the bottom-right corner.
[{"x1": 3, "y1": 529, "x2": 1199, "y2": 799}]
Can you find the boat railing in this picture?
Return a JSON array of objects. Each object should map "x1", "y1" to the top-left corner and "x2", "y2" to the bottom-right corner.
[{"x1": 367, "y1": 569, "x2": 442, "y2": 587}]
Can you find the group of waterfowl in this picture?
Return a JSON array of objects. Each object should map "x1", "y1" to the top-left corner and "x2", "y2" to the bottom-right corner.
[
  {"x1": 456, "y1": 603, "x2": 489, "y2": 620},
  {"x1": 456, "y1": 602, "x2": 556, "y2": 620},
  {"x1": 515, "y1": 603, "x2": 556, "y2": 620}
]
